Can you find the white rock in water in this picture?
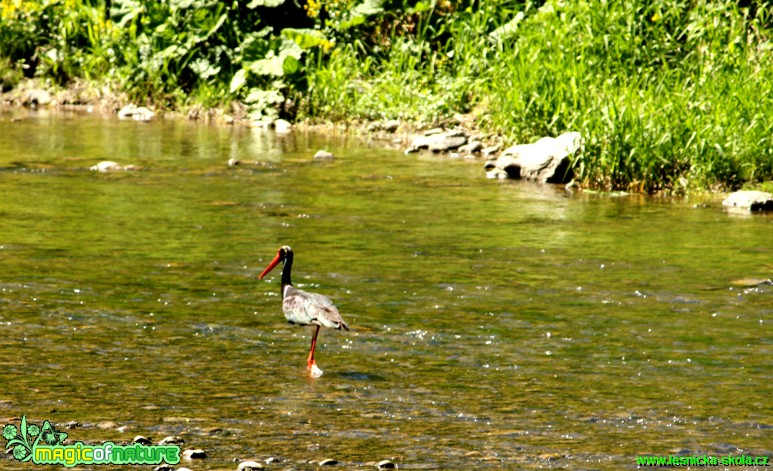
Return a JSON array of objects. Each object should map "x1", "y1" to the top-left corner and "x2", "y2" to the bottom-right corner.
[
  {"x1": 310, "y1": 364, "x2": 323, "y2": 378},
  {"x1": 722, "y1": 190, "x2": 773, "y2": 211},
  {"x1": 90, "y1": 161, "x2": 122, "y2": 172},
  {"x1": 274, "y1": 119, "x2": 292, "y2": 133},
  {"x1": 237, "y1": 460, "x2": 264, "y2": 470}
]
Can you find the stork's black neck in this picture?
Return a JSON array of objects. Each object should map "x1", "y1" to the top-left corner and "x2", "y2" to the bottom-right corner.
[{"x1": 280, "y1": 250, "x2": 294, "y2": 295}]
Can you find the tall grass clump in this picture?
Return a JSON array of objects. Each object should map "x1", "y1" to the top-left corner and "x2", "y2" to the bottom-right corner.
[
  {"x1": 485, "y1": 0, "x2": 773, "y2": 192},
  {"x1": 306, "y1": 0, "x2": 773, "y2": 192}
]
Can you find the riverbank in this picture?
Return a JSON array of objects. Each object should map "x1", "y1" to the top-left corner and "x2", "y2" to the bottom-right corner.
[
  {"x1": 4, "y1": 75, "x2": 773, "y2": 198},
  {"x1": 3, "y1": 1, "x2": 773, "y2": 194}
]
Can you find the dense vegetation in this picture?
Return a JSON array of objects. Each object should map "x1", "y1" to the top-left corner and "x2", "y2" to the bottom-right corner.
[{"x1": 1, "y1": 0, "x2": 772, "y2": 192}]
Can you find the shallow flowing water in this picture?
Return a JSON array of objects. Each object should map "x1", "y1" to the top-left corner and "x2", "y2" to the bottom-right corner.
[{"x1": 0, "y1": 108, "x2": 771, "y2": 470}]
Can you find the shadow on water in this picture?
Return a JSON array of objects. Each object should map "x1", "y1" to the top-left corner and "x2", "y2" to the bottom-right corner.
[{"x1": 0, "y1": 108, "x2": 771, "y2": 469}]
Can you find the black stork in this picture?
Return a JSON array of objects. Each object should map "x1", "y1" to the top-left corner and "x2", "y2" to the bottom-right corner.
[{"x1": 259, "y1": 245, "x2": 349, "y2": 377}]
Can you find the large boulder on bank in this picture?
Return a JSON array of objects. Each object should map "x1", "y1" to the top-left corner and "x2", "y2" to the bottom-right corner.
[
  {"x1": 485, "y1": 132, "x2": 581, "y2": 183},
  {"x1": 722, "y1": 190, "x2": 773, "y2": 211}
]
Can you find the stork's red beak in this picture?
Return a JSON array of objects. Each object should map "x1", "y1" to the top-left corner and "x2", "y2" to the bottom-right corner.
[{"x1": 259, "y1": 252, "x2": 283, "y2": 279}]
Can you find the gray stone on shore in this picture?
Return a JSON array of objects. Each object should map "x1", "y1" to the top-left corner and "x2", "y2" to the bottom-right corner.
[
  {"x1": 486, "y1": 132, "x2": 581, "y2": 183},
  {"x1": 722, "y1": 190, "x2": 773, "y2": 211},
  {"x1": 118, "y1": 104, "x2": 155, "y2": 121},
  {"x1": 481, "y1": 144, "x2": 501, "y2": 158},
  {"x1": 383, "y1": 120, "x2": 400, "y2": 133},
  {"x1": 459, "y1": 141, "x2": 483, "y2": 154},
  {"x1": 407, "y1": 129, "x2": 468, "y2": 153},
  {"x1": 367, "y1": 120, "x2": 400, "y2": 133},
  {"x1": 24, "y1": 89, "x2": 52, "y2": 107},
  {"x1": 237, "y1": 460, "x2": 264, "y2": 470},
  {"x1": 313, "y1": 150, "x2": 336, "y2": 160}
]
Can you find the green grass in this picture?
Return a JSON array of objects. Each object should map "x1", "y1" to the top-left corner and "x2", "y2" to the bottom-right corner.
[
  {"x1": 303, "y1": 0, "x2": 773, "y2": 193},
  {"x1": 2, "y1": 0, "x2": 772, "y2": 192}
]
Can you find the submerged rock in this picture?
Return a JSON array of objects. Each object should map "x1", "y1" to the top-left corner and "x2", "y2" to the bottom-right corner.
[
  {"x1": 730, "y1": 278, "x2": 772, "y2": 288},
  {"x1": 486, "y1": 132, "x2": 581, "y2": 183},
  {"x1": 722, "y1": 190, "x2": 773, "y2": 211},
  {"x1": 319, "y1": 458, "x2": 338, "y2": 466},
  {"x1": 90, "y1": 161, "x2": 138, "y2": 172},
  {"x1": 376, "y1": 459, "x2": 397, "y2": 468},
  {"x1": 228, "y1": 159, "x2": 271, "y2": 168}
]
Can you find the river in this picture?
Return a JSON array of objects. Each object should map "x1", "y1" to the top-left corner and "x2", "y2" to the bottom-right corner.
[{"x1": 0, "y1": 108, "x2": 770, "y2": 469}]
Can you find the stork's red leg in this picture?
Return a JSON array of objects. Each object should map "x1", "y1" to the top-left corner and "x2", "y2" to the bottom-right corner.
[{"x1": 307, "y1": 325, "x2": 320, "y2": 370}]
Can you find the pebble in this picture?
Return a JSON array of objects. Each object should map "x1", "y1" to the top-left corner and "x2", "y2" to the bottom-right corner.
[
  {"x1": 153, "y1": 465, "x2": 174, "y2": 471},
  {"x1": 159, "y1": 435, "x2": 185, "y2": 445},
  {"x1": 376, "y1": 459, "x2": 397, "y2": 468},
  {"x1": 237, "y1": 460, "x2": 264, "y2": 470},
  {"x1": 265, "y1": 457, "x2": 280, "y2": 464},
  {"x1": 96, "y1": 421, "x2": 118, "y2": 430},
  {"x1": 133, "y1": 436, "x2": 152, "y2": 445},
  {"x1": 319, "y1": 458, "x2": 338, "y2": 466},
  {"x1": 182, "y1": 449, "x2": 207, "y2": 460}
]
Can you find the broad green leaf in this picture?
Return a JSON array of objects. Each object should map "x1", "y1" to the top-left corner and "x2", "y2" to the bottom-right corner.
[
  {"x1": 206, "y1": 13, "x2": 228, "y2": 39},
  {"x1": 407, "y1": 1, "x2": 430, "y2": 14},
  {"x1": 281, "y1": 28, "x2": 328, "y2": 50},
  {"x1": 282, "y1": 55, "x2": 301, "y2": 75},
  {"x1": 244, "y1": 88, "x2": 284, "y2": 105},
  {"x1": 248, "y1": 55, "x2": 285, "y2": 76},
  {"x1": 190, "y1": 58, "x2": 220, "y2": 79},
  {"x1": 230, "y1": 68, "x2": 247, "y2": 93},
  {"x1": 247, "y1": 0, "x2": 285, "y2": 8},
  {"x1": 351, "y1": 0, "x2": 383, "y2": 16},
  {"x1": 489, "y1": 11, "x2": 525, "y2": 42}
]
